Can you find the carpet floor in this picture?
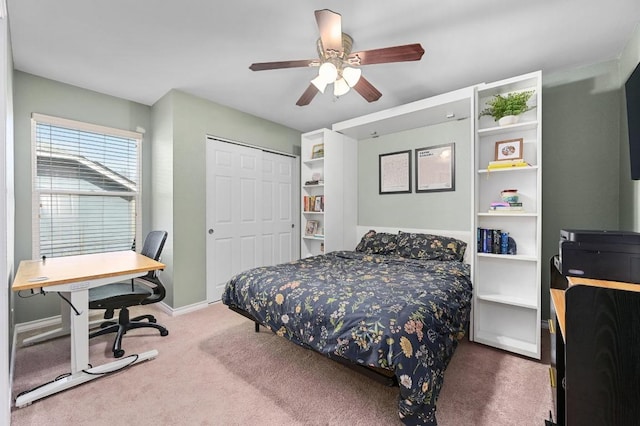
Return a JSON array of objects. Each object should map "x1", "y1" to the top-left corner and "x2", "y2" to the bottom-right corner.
[{"x1": 11, "y1": 302, "x2": 553, "y2": 425}]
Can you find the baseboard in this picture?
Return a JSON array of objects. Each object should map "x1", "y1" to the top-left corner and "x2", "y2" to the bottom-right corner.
[
  {"x1": 14, "y1": 315, "x2": 63, "y2": 334},
  {"x1": 160, "y1": 300, "x2": 210, "y2": 316}
]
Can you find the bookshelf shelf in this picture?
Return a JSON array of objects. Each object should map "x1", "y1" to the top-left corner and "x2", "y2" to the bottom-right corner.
[
  {"x1": 477, "y1": 165, "x2": 538, "y2": 174},
  {"x1": 473, "y1": 71, "x2": 542, "y2": 360},
  {"x1": 300, "y1": 129, "x2": 357, "y2": 258}
]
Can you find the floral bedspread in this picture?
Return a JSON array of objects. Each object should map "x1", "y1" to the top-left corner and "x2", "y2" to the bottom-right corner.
[{"x1": 222, "y1": 251, "x2": 473, "y2": 425}]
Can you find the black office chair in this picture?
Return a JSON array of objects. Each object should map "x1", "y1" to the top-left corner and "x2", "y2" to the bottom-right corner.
[{"x1": 89, "y1": 230, "x2": 169, "y2": 358}]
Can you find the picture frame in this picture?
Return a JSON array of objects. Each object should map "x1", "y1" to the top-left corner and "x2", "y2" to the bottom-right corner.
[
  {"x1": 311, "y1": 143, "x2": 324, "y2": 159},
  {"x1": 494, "y1": 138, "x2": 523, "y2": 161},
  {"x1": 415, "y1": 143, "x2": 455, "y2": 193},
  {"x1": 379, "y1": 150, "x2": 411, "y2": 194},
  {"x1": 305, "y1": 220, "x2": 319, "y2": 236}
]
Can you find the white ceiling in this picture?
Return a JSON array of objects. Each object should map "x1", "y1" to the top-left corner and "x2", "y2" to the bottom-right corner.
[{"x1": 7, "y1": 1, "x2": 640, "y2": 133}]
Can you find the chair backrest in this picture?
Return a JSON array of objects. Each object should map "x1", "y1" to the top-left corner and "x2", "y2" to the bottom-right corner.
[
  {"x1": 141, "y1": 230, "x2": 167, "y2": 261},
  {"x1": 139, "y1": 231, "x2": 168, "y2": 304}
]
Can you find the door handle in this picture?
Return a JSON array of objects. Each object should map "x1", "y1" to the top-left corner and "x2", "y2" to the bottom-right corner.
[{"x1": 208, "y1": 229, "x2": 214, "y2": 235}]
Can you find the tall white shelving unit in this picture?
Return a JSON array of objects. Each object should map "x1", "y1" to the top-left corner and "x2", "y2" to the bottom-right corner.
[
  {"x1": 300, "y1": 129, "x2": 358, "y2": 257},
  {"x1": 473, "y1": 71, "x2": 542, "y2": 359}
]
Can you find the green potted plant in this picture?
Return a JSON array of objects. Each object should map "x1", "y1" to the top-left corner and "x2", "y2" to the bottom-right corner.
[{"x1": 479, "y1": 90, "x2": 535, "y2": 126}]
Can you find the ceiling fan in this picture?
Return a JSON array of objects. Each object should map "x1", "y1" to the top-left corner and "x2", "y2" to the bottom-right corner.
[{"x1": 249, "y1": 9, "x2": 425, "y2": 106}]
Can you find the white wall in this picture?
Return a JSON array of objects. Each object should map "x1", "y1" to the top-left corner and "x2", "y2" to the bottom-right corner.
[{"x1": 1, "y1": 6, "x2": 14, "y2": 424}]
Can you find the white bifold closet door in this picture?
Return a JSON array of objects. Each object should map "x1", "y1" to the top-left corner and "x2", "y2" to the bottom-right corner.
[{"x1": 205, "y1": 139, "x2": 299, "y2": 302}]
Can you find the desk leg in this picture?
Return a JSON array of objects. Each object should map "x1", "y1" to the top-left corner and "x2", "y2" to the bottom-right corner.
[
  {"x1": 69, "y1": 290, "x2": 89, "y2": 373},
  {"x1": 14, "y1": 349, "x2": 159, "y2": 407},
  {"x1": 15, "y1": 287, "x2": 159, "y2": 408},
  {"x1": 21, "y1": 293, "x2": 72, "y2": 346}
]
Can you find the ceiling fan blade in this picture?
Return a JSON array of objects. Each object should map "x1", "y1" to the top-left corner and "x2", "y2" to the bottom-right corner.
[
  {"x1": 352, "y1": 76, "x2": 382, "y2": 103},
  {"x1": 296, "y1": 84, "x2": 320, "y2": 106},
  {"x1": 350, "y1": 43, "x2": 425, "y2": 66},
  {"x1": 315, "y1": 9, "x2": 343, "y2": 54},
  {"x1": 250, "y1": 59, "x2": 318, "y2": 71}
]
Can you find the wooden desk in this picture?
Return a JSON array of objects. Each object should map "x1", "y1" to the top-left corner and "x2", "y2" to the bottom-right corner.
[
  {"x1": 12, "y1": 250, "x2": 165, "y2": 407},
  {"x1": 550, "y1": 276, "x2": 640, "y2": 426}
]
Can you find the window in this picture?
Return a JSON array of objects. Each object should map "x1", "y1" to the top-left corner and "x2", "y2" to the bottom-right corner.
[{"x1": 32, "y1": 113, "x2": 142, "y2": 258}]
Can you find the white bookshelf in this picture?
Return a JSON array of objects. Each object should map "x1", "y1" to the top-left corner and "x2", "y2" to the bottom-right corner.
[
  {"x1": 473, "y1": 71, "x2": 543, "y2": 359},
  {"x1": 300, "y1": 129, "x2": 357, "y2": 257}
]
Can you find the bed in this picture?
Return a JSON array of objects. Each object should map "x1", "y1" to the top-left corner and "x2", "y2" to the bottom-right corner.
[{"x1": 222, "y1": 228, "x2": 473, "y2": 425}]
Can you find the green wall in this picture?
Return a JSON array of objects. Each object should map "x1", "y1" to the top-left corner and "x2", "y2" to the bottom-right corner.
[
  {"x1": 357, "y1": 119, "x2": 471, "y2": 230},
  {"x1": 541, "y1": 68, "x2": 622, "y2": 319},
  {"x1": 151, "y1": 89, "x2": 301, "y2": 309},
  {"x1": 12, "y1": 47, "x2": 640, "y2": 323},
  {"x1": 12, "y1": 71, "x2": 153, "y2": 323},
  {"x1": 12, "y1": 73, "x2": 301, "y2": 322}
]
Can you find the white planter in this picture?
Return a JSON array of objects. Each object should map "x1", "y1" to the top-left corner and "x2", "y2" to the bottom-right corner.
[{"x1": 498, "y1": 115, "x2": 520, "y2": 126}]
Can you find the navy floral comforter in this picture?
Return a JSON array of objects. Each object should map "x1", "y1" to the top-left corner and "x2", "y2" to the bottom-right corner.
[{"x1": 222, "y1": 250, "x2": 473, "y2": 425}]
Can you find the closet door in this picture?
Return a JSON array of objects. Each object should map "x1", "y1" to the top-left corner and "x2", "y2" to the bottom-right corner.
[
  {"x1": 205, "y1": 140, "x2": 298, "y2": 302},
  {"x1": 261, "y1": 151, "x2": 299, "y2": 266},
  {"x1": 206, "y1": 141, "x2": 262, "y2": 302}
]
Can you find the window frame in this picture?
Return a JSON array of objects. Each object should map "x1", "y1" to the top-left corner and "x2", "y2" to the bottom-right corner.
[{"x1": 31, "y1": 113, "x2": 142, "y2": 258}]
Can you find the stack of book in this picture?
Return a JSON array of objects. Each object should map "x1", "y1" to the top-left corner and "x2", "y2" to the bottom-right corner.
[
  {"x1": 477, "y1": 228, "x2": 510, "y2": 254},
  {"x1": 303, "y1": 195, "x2": 324, "y2": 212},
  {"x1": 488, "y1": 201, "x2": 524, "y2": 213},
  {"x1": 487, "y1": 159, "x2": 529, "y2": 170}
]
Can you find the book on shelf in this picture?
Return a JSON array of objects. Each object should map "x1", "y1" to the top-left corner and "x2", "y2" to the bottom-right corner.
[
  {"x1": 477, "y1": 228, "x2": 511, "y2": 254},
  {"x1": 488, "y1": 201, "x2": 524, "y2": 213},
  {"x1": 487, "y1": 159, "x2": 529, "y2": 170},
  {"x1": 303, "y1": 195, "x2": 324, "y2": 212}
]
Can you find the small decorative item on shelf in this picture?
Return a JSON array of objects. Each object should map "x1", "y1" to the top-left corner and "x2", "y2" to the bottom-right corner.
[
  {"x1": 501, "y1": 189, "x2": 519, "y2": 203},
  {"x1": 487, "y1": 189, "x2": 523, "y2": 213},
  {"x1": 494, "y1": 138, "x2": 523, "y2": 162},
  {"x1": 311, "y1": 143, "x2": 324, "y2": 159},
  {"x1": 479, "y1": 90, "x2": 535, "y2": 126},
  {"x1": 305, "y1": 220, "x2": 318, "y2": 236}
]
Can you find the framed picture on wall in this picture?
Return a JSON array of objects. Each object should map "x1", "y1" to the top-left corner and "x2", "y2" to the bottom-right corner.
[
  {"x1": 415, "y1": 143, "x2": 455, "y2": 193},
  {"x1": 379, "y1": 150, "x2": 411, "y2": 194}
]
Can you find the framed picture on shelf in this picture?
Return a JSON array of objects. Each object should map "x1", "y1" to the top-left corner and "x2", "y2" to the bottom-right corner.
[
  {"x1": 305, "y1": 220, "x2": 319, "y2": 236},
  {"x1": 494, "y1": 138, "x2": 523, "y2": 161},
  {"x1": 311, "y1": 143, "x2": 324, "y2": 159},
  {"x1": 379, "y1": 150, "x2": 411, "y2": 194},
  {"x1": 415, "y1": 143, "x2": 455, "y2": 193}
]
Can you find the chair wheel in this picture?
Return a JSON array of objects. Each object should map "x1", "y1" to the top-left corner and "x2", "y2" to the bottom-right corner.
[
  {"x1": 114, "y1": 349, "x2": 125, "y2": 358},
  {"x1": 160, "y1": 330, "x2": 169, "y2": 336}
]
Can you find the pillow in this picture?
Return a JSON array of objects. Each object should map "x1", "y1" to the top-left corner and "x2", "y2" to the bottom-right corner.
[
  {"x1": 396, "y1": 231, "x2": 467, "y2": 261},
  {"x1": 355, "y1": 230, "x2": 398, "y2": 255}
]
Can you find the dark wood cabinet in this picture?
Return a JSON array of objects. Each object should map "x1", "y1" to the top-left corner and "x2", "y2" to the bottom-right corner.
[{"x1": 549, "y1": 263, "x2": 640, "y2": 426}]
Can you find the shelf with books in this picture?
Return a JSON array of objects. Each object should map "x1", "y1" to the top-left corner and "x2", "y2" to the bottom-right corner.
[
  {"x1": 477, "y1": 165, "x2": 538, "y2": 174},
  {"x1": 473, "y1": 71, "x2": 542, "y2": 359},
  {"x1": 476, "y1": 252, "x2": 538, "y2": 261},
  {"x1": 300, "y1": 129, "x2": 357, "y2": 258}
]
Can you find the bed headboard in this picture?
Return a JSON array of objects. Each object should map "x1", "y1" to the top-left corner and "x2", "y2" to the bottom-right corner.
[{"x1": 355, "y1": 225, "x2": 474, "y2": 264}]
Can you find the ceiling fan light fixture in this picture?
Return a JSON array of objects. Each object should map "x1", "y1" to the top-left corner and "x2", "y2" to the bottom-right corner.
[
  {"x1": 334, "y1": 78, "x2": 350, "y2": 97},
  {"x1": 342, "y1": 66, "x2": 361, "y2": 87},
  {"x1": 311, "y1": 75, "x2": 328, "y2": 93},
  {"x1": 318, "y1": 62, "x2": 338, "y2": 84}
]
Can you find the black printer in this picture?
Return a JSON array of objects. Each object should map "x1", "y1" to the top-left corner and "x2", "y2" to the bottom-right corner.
[{"x1": 559, "y1": 229, "x2": 640, "y2": 283}]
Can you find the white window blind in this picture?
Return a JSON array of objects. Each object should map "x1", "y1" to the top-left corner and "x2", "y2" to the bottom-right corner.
[{"x1": 32, "y1": 114, "x2": 142, "y2": 258}]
